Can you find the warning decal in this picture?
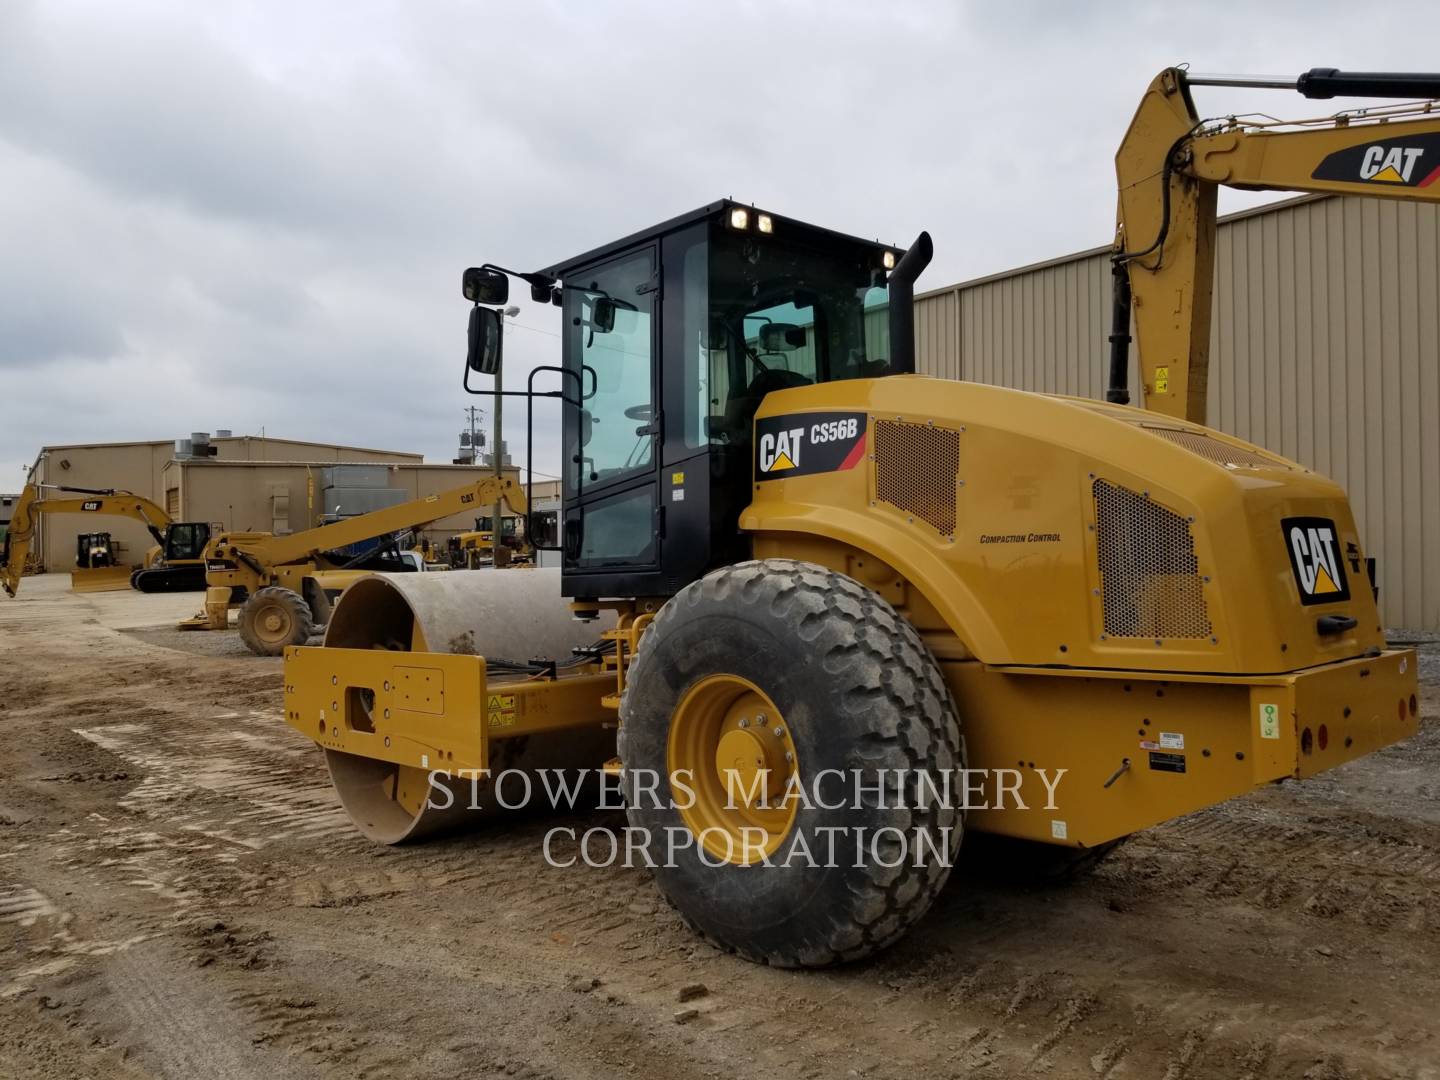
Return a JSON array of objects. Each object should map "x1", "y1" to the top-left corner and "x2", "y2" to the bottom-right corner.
[
  {"x1": 487, "y1": 692, "x2": 518, "y2": 729},
  {"x1": 1258, "y1": 702, "x2": 1281, "y2": 740}
]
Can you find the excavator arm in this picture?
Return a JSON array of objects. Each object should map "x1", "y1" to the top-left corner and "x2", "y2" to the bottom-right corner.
[
  {"x1": 1112, "y1": 67, "x2": 1440, "y2": 423},
  {"x1": 2, "y1": 484, "x2": 173, "y2": 597}
]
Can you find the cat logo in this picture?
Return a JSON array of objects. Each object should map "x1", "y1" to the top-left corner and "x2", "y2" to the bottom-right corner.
[
  {"x1": 754, "y1": 411, "x2": 867, "y2": 482},
  {"x1": 81, "y1": 500, "x2": 102, "y2": 511},
  {"x1": 1312, "y1": 132, "x2": 1440, "y2": 189},
  {"x1": 757, "y1": 427, "x2": 803, "y2": 473},
  {"x1": 1282, "y1": 516, "x2": 1351, "y2": 606},
  {"x1": 1360, "y1": 145, "x2": 1425, "y2": 183}
]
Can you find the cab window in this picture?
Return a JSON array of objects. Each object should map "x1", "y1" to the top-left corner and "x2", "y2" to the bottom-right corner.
[{"x1": 563, "y1": 249, "x2": 656, "y2": 489}]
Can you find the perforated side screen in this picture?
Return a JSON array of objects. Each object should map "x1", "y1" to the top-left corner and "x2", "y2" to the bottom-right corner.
[
  {"x1": 1093, "y1": 479, "x2": 1211, "y2": 640},
  {"x1": 1145, "y1": 427, "x2": 1288, "y2": 470},
  {"x1": 874, "y1": 420, "x2": 959, "y2": 535}
]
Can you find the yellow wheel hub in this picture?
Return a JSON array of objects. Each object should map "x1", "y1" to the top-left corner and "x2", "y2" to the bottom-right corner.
[
  {"x1": 668, "y1": 674, "x2": 800, "y2": 865},
  {"x1": 255, "y1": 605, "x2": 291, "y2": 643}
]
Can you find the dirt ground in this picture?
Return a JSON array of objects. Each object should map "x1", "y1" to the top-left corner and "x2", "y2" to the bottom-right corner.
[{"x1": 1, "y1": 573, "x2": 1437, "y2": 1080}]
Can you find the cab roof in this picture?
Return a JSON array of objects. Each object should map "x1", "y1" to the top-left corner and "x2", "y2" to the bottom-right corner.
[{"x1": 540, "y1": 199, "x2": 901, "y2": 279}]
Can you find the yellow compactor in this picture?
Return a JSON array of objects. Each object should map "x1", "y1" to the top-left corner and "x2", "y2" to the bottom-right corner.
[{"x1": 282, "y1": 68, "x2": 1429, "y2": 966}]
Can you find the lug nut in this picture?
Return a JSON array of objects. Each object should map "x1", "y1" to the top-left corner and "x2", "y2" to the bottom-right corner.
[
  {"x1": 773, "y1": 726, "x2": 783, "y2": 738},
  {"x1": 739, "y1": 717, "x2": 749, "y2": 728}
]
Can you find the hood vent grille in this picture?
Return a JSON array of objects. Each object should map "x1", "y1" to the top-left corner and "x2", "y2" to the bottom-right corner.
[
  {"x1": 1094, "y1": 479, "x2": 1211, "y2": 640},
  {"x1": 874, "y1": 420, "x2": 959, "y2": 536}
]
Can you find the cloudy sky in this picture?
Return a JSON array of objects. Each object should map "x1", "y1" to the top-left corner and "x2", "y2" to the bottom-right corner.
[{"x1": 5, "y1": 0, "x2": 1438, "y2": 483}]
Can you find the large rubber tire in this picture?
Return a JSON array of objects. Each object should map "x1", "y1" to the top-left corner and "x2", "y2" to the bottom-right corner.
[
  {"x1": 618, "y1": 559, "x2": 965, "y2": 968},
  {"x1": 963, "y1": 833, "x2": 1129, "y2": 886},
  {"x1": 238, "y1": 586, "x2": 315, "y2": 656}
]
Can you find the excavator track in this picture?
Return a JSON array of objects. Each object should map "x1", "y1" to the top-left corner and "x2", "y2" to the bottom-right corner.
[{"x1": 130, "y1": 565, "x2": 209, "y2": 593}]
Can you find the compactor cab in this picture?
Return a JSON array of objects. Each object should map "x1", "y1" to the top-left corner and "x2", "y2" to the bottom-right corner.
[{"x1": 464, "y1": 200, "x2": 930, "y2": 599}]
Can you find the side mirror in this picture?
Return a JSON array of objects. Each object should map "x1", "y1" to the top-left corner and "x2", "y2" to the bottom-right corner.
[
  {"x1": 591, "y1": 297, "x2": 617, "y2": 334},
  {"x1": 467, "y1": 305, "x2": 503, "y2": 375},
  {"x1": 759, "y1": 323, "x2": 806, "y2": 352},
  {"x1": 699, "y1": 316, "x2": 728, "y2": 351},
  {"x1": 462, "y1": 267, "x2": 509, "y2": 305}
]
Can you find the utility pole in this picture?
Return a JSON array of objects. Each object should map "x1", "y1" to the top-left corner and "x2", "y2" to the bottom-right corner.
[{"x1": 463, "y1": 406, "x2": 483, "y2": 461}]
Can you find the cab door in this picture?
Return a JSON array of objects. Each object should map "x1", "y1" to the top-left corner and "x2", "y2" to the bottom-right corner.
[{"x1": 560, "y1": 245, "x2": 661, "y2": 595}]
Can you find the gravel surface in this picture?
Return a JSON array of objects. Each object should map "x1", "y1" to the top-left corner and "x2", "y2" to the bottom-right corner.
[{"x1": 1, "y1": 573, "x2": 1437, "y2": 1079}]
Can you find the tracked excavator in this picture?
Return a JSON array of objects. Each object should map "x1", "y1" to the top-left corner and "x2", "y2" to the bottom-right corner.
[
  {"x1": 280, "y1": 67, "x2": 1430, "y2": 967},
  {"x1": 180, "y1": 474, "x2": 523, "y2": 655},
  {"x1": 1, "y1": 484, "x2": 212, "y2": 596}
]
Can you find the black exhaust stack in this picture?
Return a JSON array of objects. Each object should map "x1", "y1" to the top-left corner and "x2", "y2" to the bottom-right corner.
[
  {"x1": 1106, "y1": 259, "x2": 1132, "y2": 405},
  {"x1": 888, "y1": 231, "x2": 933, "y2": 375}
]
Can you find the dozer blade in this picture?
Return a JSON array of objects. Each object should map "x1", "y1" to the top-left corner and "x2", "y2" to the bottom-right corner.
[{"x1": 70, "y1": 564, "x2": 140, "y2": 593}]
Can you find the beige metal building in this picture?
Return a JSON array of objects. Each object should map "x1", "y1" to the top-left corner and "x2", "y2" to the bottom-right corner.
[
  {"x1": 25, "y1": 434, "x2": 430, "y2": 571},
  {"x1": 913, "y1": 193, "x2": 1439, "y2": 631}
]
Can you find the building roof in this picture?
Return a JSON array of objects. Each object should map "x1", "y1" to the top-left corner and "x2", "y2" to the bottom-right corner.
[
  {"x1": 33, "y1": 434, "x2": 422, "y2": 457},
  {"x1": 165, "y1": 459, "x2": 501, "y2": 470},
  {"x1": 915, "y1": 193, "x2": 1329, "y2": 300}
]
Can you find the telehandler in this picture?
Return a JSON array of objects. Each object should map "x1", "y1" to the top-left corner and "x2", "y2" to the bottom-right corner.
[
  {"x1": 181, "y1": 474, "x2": 523, "y2": 655},
  {"x1": 1, "y1": 484, "x2": 212, "y2": 596},
  {"x1": 282, "y1": 67, "x2": 1429, "y2": 967}
]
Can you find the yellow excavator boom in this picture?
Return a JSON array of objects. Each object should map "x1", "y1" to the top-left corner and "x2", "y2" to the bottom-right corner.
[
  {"x1": 1112, "y1": 67, "x2": 1440, "y2": 423},
  {"x1": 1, "y1": 484, "x2": 173, "y2": 598}
]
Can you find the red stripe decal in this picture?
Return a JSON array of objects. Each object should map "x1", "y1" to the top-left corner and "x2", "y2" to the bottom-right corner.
[
  {"x1": 1420, "y1": 164, "x2": 1440, "y2": 187},
  {"x1": 839, "y1": 431, "x2": 868, "y2": 471}
]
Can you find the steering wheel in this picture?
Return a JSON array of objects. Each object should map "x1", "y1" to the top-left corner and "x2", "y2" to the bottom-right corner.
[{"x1": 623, "y1": 404, "x2": 652, "y2": 421}]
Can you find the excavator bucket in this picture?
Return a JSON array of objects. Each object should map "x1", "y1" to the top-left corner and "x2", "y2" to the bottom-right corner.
[{"x1": 70, "y1": 564, "x2": 139, "y2": 593}]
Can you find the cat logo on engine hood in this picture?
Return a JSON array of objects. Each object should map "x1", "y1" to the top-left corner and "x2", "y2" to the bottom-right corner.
[
  {"x1": 1283, "y1": 516, "x2": 1351, "y2": 606},
  {"x1": 754, "y1": 411, "x2": 867, "y2": 481}
]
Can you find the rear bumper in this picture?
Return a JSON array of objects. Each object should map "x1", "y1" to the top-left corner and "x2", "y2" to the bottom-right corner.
[
  {"x1": 953, "y1": 648, "x2": 1420, "y2": 847},
  {"x1": 1267, "y1": 648, "x2": 1419, "y2": 779}
]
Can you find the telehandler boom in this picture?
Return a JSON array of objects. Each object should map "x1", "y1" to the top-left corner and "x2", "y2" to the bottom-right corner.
[
  {"x1": 184, "y1": 473, "x2": 524, "y2": 655},
  {"x1": 1, "y1": 484, "x2": 211, "y2": 597},
  {"x1": 1111, "y1": 67, "x2": 1440, "y2": 423},
  {"x1": 280, "y1": 68, "x2": 1428, "y2": 968}
]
